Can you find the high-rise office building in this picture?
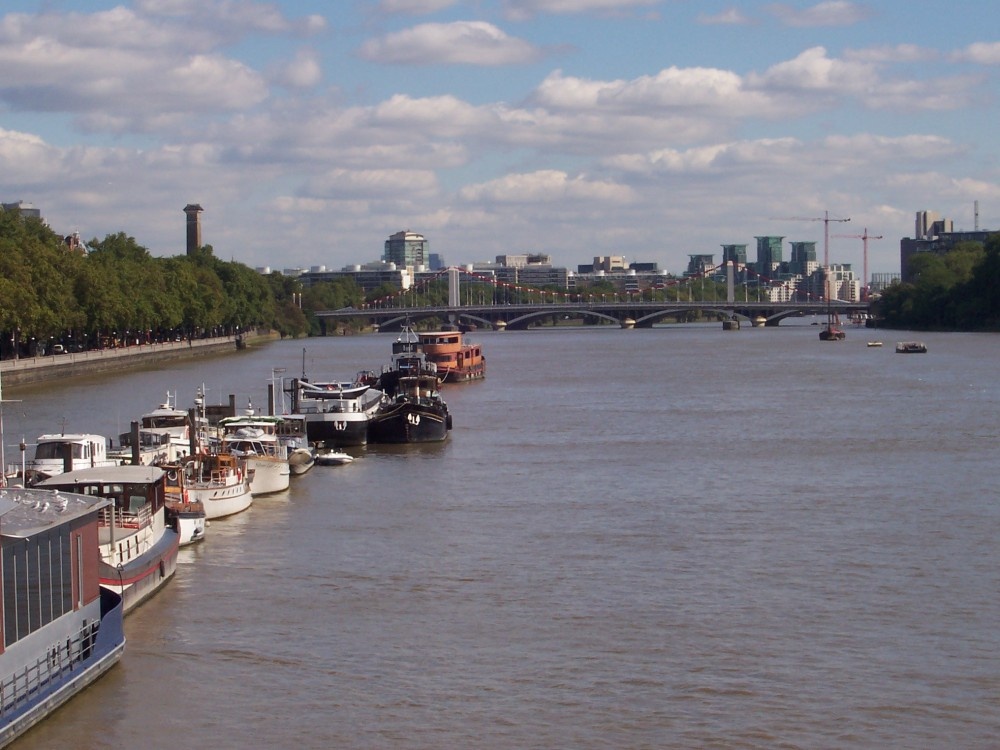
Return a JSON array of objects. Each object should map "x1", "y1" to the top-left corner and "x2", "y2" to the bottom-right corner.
[{"x1": 384, "y1": 230, "x2": 428, "y2": 267}]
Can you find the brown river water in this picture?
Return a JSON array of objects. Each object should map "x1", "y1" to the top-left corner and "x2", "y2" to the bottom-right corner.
[{"x1": 6, "y1": 323, "x2": 1000, "y2": 749}]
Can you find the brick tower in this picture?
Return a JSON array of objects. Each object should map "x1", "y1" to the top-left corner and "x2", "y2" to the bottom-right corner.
[{"x1": 183, "y1": 203, "x2": 203, "y2": 255}]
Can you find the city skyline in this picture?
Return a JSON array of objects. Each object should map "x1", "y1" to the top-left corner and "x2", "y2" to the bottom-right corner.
[{"x1": 2, "y1": 1, "x2": 998, "y2": 276}]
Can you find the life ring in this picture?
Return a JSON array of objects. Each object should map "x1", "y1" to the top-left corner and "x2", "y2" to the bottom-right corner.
[{"x1": 167, "y1": 470, "x2": 178, "y2": 481}]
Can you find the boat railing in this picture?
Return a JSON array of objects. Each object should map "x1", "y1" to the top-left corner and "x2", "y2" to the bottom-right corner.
[
  {"x1": 0, "y1": 616, "x2": 103, "y2": 717},
  {"x1": 99, "y1": 501, "x2": 152, "y2": 530}
]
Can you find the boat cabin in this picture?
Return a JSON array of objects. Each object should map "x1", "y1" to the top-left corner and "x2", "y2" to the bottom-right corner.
[
  {"x1": 38, "y1": 466, "x2": 167, "y2": 541},
  {"x1": 0, "y1": 488, "x2": 110, "y2": 653}
]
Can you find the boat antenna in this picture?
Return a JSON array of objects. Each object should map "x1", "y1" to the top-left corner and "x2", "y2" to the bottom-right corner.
[{"x1": 301, "y1": 347, "x2": 306, "y2": 379}]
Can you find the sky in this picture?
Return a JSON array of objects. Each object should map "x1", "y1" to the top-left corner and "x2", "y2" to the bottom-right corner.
[{"x1": 2, "y1": 1, "x2": 998, "y2": 279}]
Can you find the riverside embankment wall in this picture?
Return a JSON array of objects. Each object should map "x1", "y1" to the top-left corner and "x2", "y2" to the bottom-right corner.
[{"x1": 0, "y1": 331, "x2": 275, "y2": 388}]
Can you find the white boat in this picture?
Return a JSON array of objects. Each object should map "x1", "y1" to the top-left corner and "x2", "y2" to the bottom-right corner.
[
  {"x1": 896, "y1": 341, "x2": 928, "y2": 353},
  {"x1": 275, "y1": 414, "x2": 316, "y2": 475},
  {"x1": 288, "y1": 376, "x2": 383, "y2": 448},
  {"x1": 159, "y1": 464, "x2": 207, "y2": 545},
  {"x1": 108, "y1": 426, "x2": 181, "y2": 467},
  {"x1": 315, "y1": 449, "x2": 354, "y2": 466},
  {"x1": 0, "y1": 486, "x2": 126, "y2": 747},
  {"x1": 37, "y1": 465, "x2": 180, "y2": 615},
  {"x1": 23, "y1": 433, "x2": 120, "y2": 484},
  {"x1": 140, "y1": 392, "x2": 197, "y2": 458},
  {"x1": 171, "y1": 453, "x2": 253, "y2": 520},
  {"x1": 217, "y1": 415, "x2": 291, "y2": 495},
  {"x1": 867, "y1": 341, "x2": 884, "y2": 348}
]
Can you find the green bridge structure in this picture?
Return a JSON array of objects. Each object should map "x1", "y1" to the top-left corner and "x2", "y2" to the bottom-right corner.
[{"x1": 315, "y1": 267, "x2": 872, "y2": 332}]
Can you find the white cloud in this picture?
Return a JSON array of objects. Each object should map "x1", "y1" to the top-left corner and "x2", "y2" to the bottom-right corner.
[
  {"x1": 532, "y1": 67, "x2": 776, "y2": 120},
  {"x1": 134, "y1": 0, "x2": 325, "y2": 36},
  {"x1": 502, "y1": 0, "x2": 659, "y2": 21},
  {"x1": 749, "y1": 46, "x2": 878, "y2": 95},
  {"x1": 844, "y1": 44, "x2": 938, "y2": 64},
  {"x1": 765, "y1": 1, "x2": 871, "y2": 27},
  {"x1": 376, "y1": 0, "x2": 460, "y2": 14},
  {"x1": 953, "y1": 42, "x2": 1000, "y2": 65},
  {"x1": 697, "y1": 8, "x2": 753, "y2": 25},
  {"x1": 459, "y1": 169, "x2": 634, "y2": 204},
  {"x1": 358, "y1": 21, "x2": 543, "y2": 65},
  {"x1": 305, "y1": 168, "x2": 440, "y2": 200},
  {"x1": 271, "y1": 48, "x2": 324, "y2": 89}
]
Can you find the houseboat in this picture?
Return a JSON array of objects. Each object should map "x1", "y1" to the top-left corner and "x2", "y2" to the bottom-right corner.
[
  {"x1": 0, "y1": 486, "x2": 126, "y2": 747},
  {"x1": 37, "y1": 465, "x2": 179, "y2": 615},
  {"x1": 418, "y1": 330, "x2": 486, "y2": 383},
  {"x1": 369, "y1": 327, "x2": 452, "y2": 444},
  {"x1": 288, "y1": 377, "x2": 384, "y2": 448}
]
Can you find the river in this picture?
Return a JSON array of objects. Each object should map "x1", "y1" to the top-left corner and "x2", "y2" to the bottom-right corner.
[{"x1": 7, "y1": 323, "x2": 1000, "y2": 749}]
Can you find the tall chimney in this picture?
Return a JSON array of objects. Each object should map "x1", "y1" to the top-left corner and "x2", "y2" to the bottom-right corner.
[{"x1": 183, "y1": 204, "x2": 204, "y2": 255}]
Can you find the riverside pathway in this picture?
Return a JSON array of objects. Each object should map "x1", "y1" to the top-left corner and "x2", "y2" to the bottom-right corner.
[{"x1": 0, "y1": 332, "x2": 270, "y2": 387}]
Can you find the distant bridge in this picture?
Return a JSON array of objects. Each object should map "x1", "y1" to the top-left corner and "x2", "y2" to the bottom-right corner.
[
  {"x1": 316, "y1": 300, "x2": 871, "y2": 332},
  {"x1": 314, "y1": 265, "x2": 871, "y2": 331}
]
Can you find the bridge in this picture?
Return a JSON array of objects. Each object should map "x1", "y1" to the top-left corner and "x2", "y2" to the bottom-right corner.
[
  {"x1": 315, "y1": 266, "x2": 871, "y2": 331},
  {"x1": 318, "y1": 300, "x2": 871, "y2": 332}
]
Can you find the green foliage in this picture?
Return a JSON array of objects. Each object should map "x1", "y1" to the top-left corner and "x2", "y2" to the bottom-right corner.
[
  {"x1": 878, "y1": 235, "x2": 1000, "y2": 330},
  {"x1": 0, "y1": 208, "x2": 320, "y2": 356}
]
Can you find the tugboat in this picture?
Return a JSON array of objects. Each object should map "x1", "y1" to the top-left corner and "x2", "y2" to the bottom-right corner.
[
  {"x1": 417, "y1": 329, "x2": 486, "y2": 383},
  {"x1": 369, "y1": 327, "x2": 452, "y2": 444}
]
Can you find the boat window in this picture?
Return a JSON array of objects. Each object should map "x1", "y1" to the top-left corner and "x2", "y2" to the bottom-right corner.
[
  {"x1": 128, "y1": 495, "x2": 146, "y2": 514},
  {"x1": 3, "y1": 526, "x2": 74, "y2": 646}
]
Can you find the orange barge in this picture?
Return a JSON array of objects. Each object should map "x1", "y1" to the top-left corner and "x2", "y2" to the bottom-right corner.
[{"x1": 418, "y1": 330, "x2": 486, "y2": 383}]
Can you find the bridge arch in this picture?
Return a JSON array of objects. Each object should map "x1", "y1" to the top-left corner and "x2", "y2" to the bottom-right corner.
[{"x1": 502, "y1": 308, "x2": 622, "y2": 330}]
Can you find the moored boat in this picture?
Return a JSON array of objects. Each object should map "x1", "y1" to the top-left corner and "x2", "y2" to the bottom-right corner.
[
  {"x1": 171, "y1": 453, "x2": 253, "y2": 520},
  {"x1": 108, "y1": 424, "x2": 181, "y2": 467},
  {"x1": 369, "y1": 327, "x2": 452, "y2": 444},
  {"x1": 819, "y1": 318, "x2": 846, "y2": 341},
  {"x1": 22, "y1": 433, "x2": 119, "y2": 485},
  {"x1": 0, "y1": 486, "x2": 126, "y2": 747},
  {"x1": 160, "y1": 465, "x2": 207, "y2": 545},
  {"x1": 315, "y1": 449, "x2": 354, "y2": 466},
  {"x1": 217, "y1": 415, "x2": 290, "y2": 495},
  {"x1": 37, "y1": 465, "x2": 180, "y2": 615},
  {"x1": 275, "y1": 414, "x2": 315, "y2": 475},
  {"x1": 418, "y1": 330, "x2": 486, "y2": 383},
  {"x1": 139, "y1": 393, "x2": 197, "y2": 458},
  {"x1": 288, "y1": 376, "x2": 383, "y2": 448}
]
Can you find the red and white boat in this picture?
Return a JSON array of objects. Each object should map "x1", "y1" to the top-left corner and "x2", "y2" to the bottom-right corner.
[{"x1": 38, "y1": 464, "x2": 179, "y2": 615}]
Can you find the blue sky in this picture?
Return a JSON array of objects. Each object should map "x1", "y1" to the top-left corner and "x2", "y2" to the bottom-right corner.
[{"x1": 2, "y1": 1, "x2": 998, "y2": 277}]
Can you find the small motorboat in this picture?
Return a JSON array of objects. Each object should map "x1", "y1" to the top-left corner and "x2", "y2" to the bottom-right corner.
[
  {"x1": 315, "y1": 449, "x2": 354, "y2": 466},
  {"x1": 867, "y1": 341, "x2": 883, "y2": 348},
  {"x1": 896, "y1": 341, "x2": 928, "y2": 354}
]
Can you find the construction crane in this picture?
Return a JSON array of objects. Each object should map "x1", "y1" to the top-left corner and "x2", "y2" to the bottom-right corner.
[
  {"x1": 832, "y1": 228, "x2": 882, "y2": 301},
  {"x1": 770, "y1": 210, "x2": 850, "y2": 268}
]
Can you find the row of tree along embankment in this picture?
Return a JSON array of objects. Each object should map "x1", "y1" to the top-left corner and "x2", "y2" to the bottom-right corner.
[{"x1": 0, "y1": 331, "x2": 274, "y2": 388}]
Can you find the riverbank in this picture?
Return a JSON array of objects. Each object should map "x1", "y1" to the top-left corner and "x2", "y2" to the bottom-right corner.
[{"x1": 0, "y1": 330, "x2": 278, "y2": 388}]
